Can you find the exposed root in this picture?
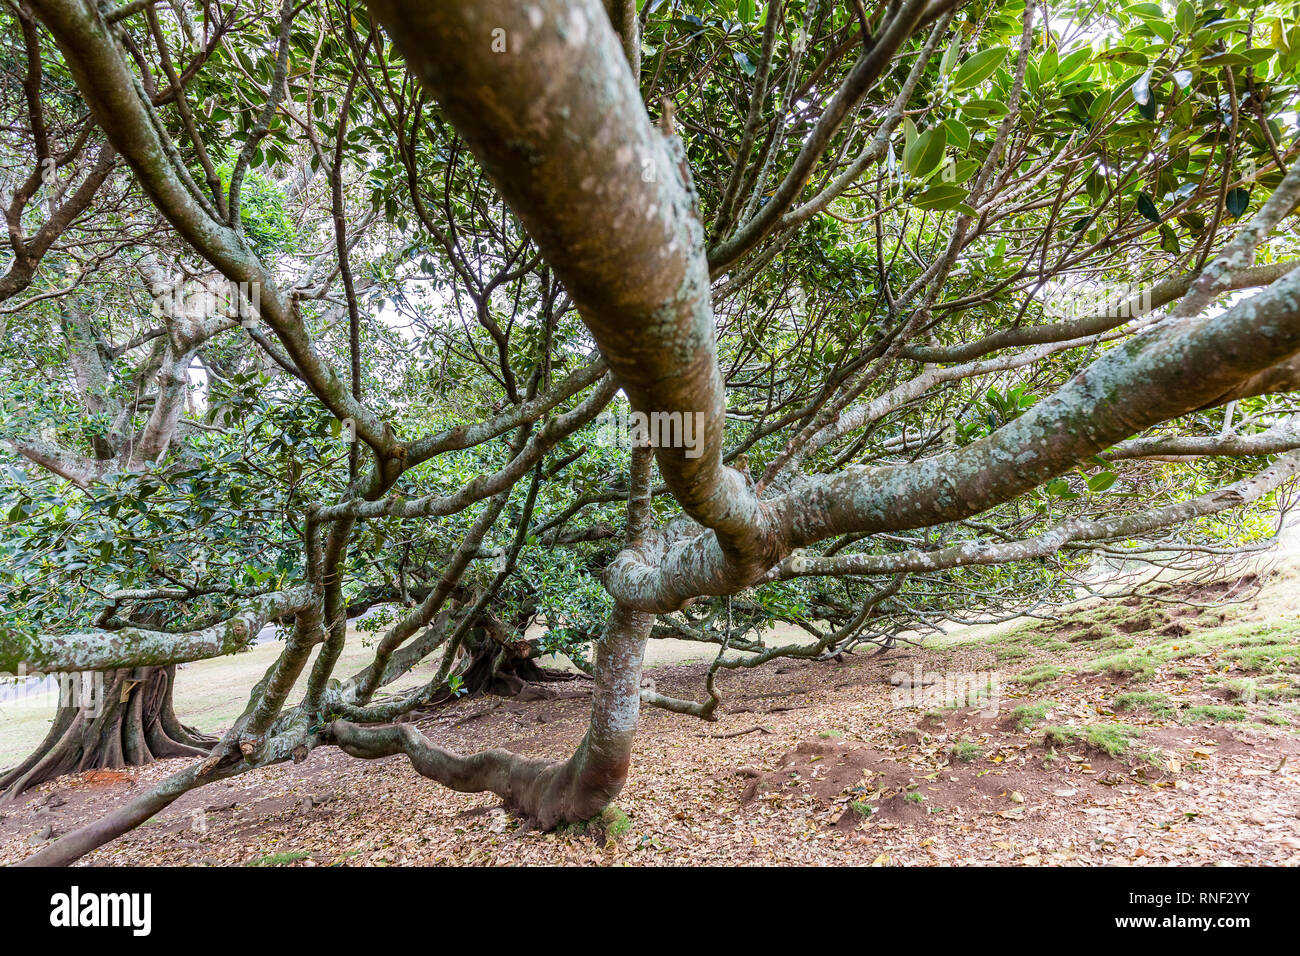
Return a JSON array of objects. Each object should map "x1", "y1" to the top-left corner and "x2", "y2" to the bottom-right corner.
[{"x1": 0, "y1": 667, "x2": 213, "y2": 801}]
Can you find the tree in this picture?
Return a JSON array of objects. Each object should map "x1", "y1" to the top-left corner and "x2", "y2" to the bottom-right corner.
[{"x1": 4, "y1": 0, "x2": 1300, "y2": 865}]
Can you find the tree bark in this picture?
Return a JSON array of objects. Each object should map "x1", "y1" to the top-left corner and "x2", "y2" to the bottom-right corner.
[
  {"x1": 430, "y1": 612, "x2": 576, "y2": 703},
  {"x1": 0, "y1": 666, "x2": 213, "y2": 800},
  {"x1": 329, "y1": 602, "x2": 652, "y2": 827}
]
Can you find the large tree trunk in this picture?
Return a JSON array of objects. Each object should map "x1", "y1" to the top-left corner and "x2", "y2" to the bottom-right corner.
[
  {"x1": 0, "y1": 666, "x2": 213, "y2": 800},
  {"x1": 330, "y1": 602, "x2": 654, "y2": 828},
  {"x1": 430, "y1": 612, "x2": 576, "y2": 704}
]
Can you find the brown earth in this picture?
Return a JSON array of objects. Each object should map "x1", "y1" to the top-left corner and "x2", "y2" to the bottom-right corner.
[{"x1": 3, "y1": 571, "x2": 1299, "y2": 866}]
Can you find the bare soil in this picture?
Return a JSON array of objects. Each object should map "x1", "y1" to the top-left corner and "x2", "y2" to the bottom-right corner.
[{"x1": 3, "y1": 567, "x2": 1299, "y2": 866}]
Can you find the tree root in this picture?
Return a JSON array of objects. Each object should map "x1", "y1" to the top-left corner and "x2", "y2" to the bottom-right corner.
[{"x1": 1, "y1": 667, "x2": 212, "y2": 801}]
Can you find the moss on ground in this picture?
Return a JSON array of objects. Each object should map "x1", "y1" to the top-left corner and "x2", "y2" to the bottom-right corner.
[{"x1": 558, "y1": 805, "x2": 631, "y2": 842}]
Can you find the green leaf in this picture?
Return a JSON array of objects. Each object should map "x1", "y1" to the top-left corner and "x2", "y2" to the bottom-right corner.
[
  {"x1": 1159, "y1": 224, "x2": 1181, "y2": 254},
  {"x1": 960, "y1": 98, "x2": 1010, "y2": 117},
  {"x1": 912, "y1": 184, "x2": 969, "y2": 210},
  {"x1": 1145, "y1": 18, "x2": 1174, "y2": 43},
  {"x1": 1132, "y1": 69, "x2": 1157, "y2": 120},
  {"x1": 1132, "y1": 68, "x2": 1152, "y2": 105},
  {"x1": 1225, "y1": 187, "x2": 1251, "y2": 219},
  {"x1": 1046, "y1": 477, "x2": 1078, "y2": 500},
  {"x1": 1126, "y1": 3, "x2": 1163, "y2": 18},
  {"x1": 904, "y1": 126, "x2": 947, "y2": 179},
  {"x1": 1087, "y1": 472, "x2": 1117, "y2": 493},
  {"x1": 940, "y1": 33, "x2": 963, "y2": 76},
  {"x1": 1040, "y1": 46, "x2": 1059, "y2": 83},
  {"x1": 940, "y1": 118, "x2": 970, "y2": 152},
  {"x1": 1056, "y1": 48, "x2": 1092, "y2": 80},
  {"x1": 951, "y1": 46, "x2": 1009, "y2": 91},
  {"x1": 1201, "y1": 51, "x2": 1251, "y2": 67},
  {"x1": 1136, "y1": 192, "x2": 1162, "y2": 223}
]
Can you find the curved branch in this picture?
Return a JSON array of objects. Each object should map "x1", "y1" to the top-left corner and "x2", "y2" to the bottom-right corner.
[
  {"x1": 0, "y1": 586, "x2": 316, "y2": 672},
  {"x1": 771, "y1": 451, "x2": 1300, "y2": 580}
]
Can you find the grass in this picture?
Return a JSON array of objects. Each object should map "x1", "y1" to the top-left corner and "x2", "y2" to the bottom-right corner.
[
  {"x1": 1043, "y1": 723, "x2": 1143, "y2": 757},
  {"x1": 993, "y1": 598, "x2": 1218, "y2": 653},
  {"x1": 1181, "y1": 705, "x2": 1247, "y2": 724},
  {"x1": 949, "y1": 739, "x2": 984, "y2": 762},
  {"x1": 849, "y1": 800, "x2": 873, "y2": 818},
  {"x1": 1136, "y1": 747, "x2": 1172, "y2": 773},
  {"x1": 1088, "y1": 648, "x2": 1167, "y2": 681},
  {"x1": 1015, "y1": 663, "x2": 1066, "y2": 688},
  {"x1": 1217, "y1": 678, "x2": 1299, "y2": 702},
  {"x1": 1114, "y1": 691, "x2": 1175, "y2": 719},
  {"x1": 1225, "y1": 640, "x2": 1300, "y2": 672},
  {"x1": 1010, "y1": 700, "x2": 1055, "y2": 730},
  {"x1": 1088, "y1": 621, "x2": 1300, "y2": 682},
  {"x1": 904, "y1": 791, "x2": 925, "y2": 804},
  {"x1": 1096, "y1": 634, "x2": 1137, "y2": 651}
]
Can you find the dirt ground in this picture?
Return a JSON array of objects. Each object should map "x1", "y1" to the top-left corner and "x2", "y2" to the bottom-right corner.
[
  {"x1": 3, "y1": 541, "x2": 1300, "y2": 866},
  {"x1": 0, "y1": 622, "x2": 752, "y2": 769}
]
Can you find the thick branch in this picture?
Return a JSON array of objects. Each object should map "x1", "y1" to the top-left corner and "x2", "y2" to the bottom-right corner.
[{"x1": 0, "y1": 586, "x2": 316, "y2": 672}]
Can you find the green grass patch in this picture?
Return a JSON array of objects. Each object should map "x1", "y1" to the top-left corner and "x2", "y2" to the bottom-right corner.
[
  {"x1": 1043, "y1": 723, "x2": 1143, "y2": 757},
  {"x1": 949, "y1": 739, "x2": 984, "y2": 762},
  {"x1": 1086, "y1": 621, "x2": 1300, "y2": 681},
  {"x1": 1015, "y1": 663, "x2": 1066, "y2": 688},
  {"x1": 1181, "y1": 705, "x2": 1247, "y2": 724},
  {"x1": 598, "y1": 806, "x2": 631, "y2": 839},
  {"x1": 557, "y1": 805, "x2": 631, "y2": 841},
  {"x1": 1010, "y1": 700, "x2": 1056, "y2": 730},
  {"x1": 1223, "y1": 641, "x2": 1300, "y2": 672},
  {"x1": 1213, "y1": 678, "x2": 1299, "y2": 702},
  {"x1": 1096, "y1": 635, "x2": 1137, "y2": 651},
  {"x1": 1088, "y1": 648, "x2": 1166, "y2": 680}
]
